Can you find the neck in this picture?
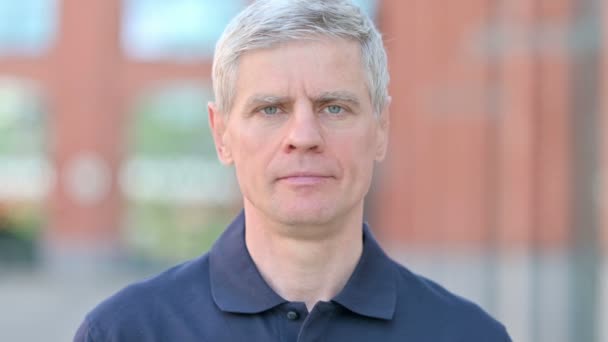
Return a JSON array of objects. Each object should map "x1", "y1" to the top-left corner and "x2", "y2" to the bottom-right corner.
[{"x1": 244, "y1": 206, "x2": 364, "y2": 312}]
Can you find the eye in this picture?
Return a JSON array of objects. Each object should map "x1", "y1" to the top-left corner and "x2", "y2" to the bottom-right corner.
[
  {"x1": 325, "y1": 105, "x2": 343, "y2": 115},
  {"x1": 262, "y1": 106, "x2": 279, "y2": 115}
]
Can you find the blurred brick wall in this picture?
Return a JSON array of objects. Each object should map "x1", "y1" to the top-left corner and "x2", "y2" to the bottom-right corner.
[
  {"x1": 0, "y1": 0, "x2": 603, "y2": 253},
  {"x1": 373, "y1": 0, "x2": 591, "y2": 251}
]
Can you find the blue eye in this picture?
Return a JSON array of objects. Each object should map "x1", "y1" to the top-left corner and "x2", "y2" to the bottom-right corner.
[
  {"x1": 326, "y1": 105, "x2": 343, "y2": 114},
  {"x1": 262, "y1": 106, "x2": 279, "y2": 115}
]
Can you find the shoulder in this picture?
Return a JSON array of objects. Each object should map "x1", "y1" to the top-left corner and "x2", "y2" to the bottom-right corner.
[
  {"x1": 74, "y1": 253, "x2": 213, "y2": 341},
  {"x1": 391, "y1": 261, "x2": 511, "y2": 340}
]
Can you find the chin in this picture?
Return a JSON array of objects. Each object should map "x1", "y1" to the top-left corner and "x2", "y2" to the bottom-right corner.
[{"x1": 272, "y1": 203, "x2": 340, "y2": 227}]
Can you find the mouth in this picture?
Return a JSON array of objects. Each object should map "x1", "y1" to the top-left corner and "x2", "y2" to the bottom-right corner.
[{"x1": 277, "y1": 173, "x2": 334, "y2": 186}]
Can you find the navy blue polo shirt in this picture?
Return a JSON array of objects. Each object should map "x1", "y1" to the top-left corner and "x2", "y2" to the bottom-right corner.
[{"x1": 74, "y1": 211, "x2": 511, "y2": 341}]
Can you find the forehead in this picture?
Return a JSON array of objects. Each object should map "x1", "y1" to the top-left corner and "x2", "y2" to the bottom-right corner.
[{"x1": 232, "y1": 38, "x2": 370, "y2": 107}]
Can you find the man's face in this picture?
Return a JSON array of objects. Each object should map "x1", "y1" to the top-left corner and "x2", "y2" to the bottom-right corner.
[{"x1": 209, "y1": 38, "x2": 389, "y2": 228}]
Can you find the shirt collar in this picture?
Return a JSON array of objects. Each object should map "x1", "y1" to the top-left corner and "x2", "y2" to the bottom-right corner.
[
  {"x1": 209, "y1": 210, "x2": 398, "y2": 320},
  {"x1": 209, "y1": 211, "x2": 286, "y2": 314},
  {"x1": 331, "y1": 221, "x2": 398, "y2": 320}
]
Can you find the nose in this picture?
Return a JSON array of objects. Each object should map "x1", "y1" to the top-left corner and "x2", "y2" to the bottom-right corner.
[{"x1": 283, "y1": 104, "x2": 324, "y2": 153}]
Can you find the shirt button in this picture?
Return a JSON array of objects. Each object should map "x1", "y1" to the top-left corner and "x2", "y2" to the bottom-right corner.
[{"x1": 286, "y1": 310, "x2": 299, "y2": 320}]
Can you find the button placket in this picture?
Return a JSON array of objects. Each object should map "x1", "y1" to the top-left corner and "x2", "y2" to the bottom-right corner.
[{"x1": 296, "y1": 301, "x2": 335, "y2": 342}]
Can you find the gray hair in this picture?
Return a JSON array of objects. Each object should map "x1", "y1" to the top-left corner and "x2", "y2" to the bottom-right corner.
[{"x1": 212, "y1": 0, "x2": 389, "y2": 116}]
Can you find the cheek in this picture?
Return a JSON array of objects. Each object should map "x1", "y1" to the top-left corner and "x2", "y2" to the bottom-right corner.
[
  {"x1": 333, "y1": 131, "x2": 377, "y2": 175},
  {"x1": 229, "y1": 127, "x2": 278, "y2": 180},
  {"x1": 228, "y1": 126, "x2": 264, "y2": 159}
]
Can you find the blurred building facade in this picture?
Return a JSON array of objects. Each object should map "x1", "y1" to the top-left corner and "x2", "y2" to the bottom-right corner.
[{"x1": 0, "y1": 0, "x2": 605, "y2": 341}]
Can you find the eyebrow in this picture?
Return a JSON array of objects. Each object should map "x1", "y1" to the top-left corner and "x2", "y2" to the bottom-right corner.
[
  {"x1": 244, "y1": 91, "x2": 361, "y2": 109},
  {"x1": 245, "y1": 94, "x2": 290, "y2": 108},
  {"x1": 314, "y1": 91, "x2": 361, "y2": 108}
]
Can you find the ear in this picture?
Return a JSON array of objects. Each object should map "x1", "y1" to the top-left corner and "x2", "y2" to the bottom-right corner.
[
  {"x1": 208, "y1": 102, "x2": 234, "y2": 165},
  {"x1": 374, "y1": 97, "x2": 391, "y2": 162}
]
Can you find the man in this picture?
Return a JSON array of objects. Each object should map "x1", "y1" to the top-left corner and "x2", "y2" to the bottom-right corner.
[{"x1": 75, "y1": 0, "x2": 511, "y2": 341}]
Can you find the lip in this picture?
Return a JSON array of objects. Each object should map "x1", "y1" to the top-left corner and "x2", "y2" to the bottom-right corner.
[{"x1": 277, "y1": 173, "x2": 334, "y2": 185}]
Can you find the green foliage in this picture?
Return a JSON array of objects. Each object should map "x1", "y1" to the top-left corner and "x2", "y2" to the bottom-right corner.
[
  {"x1": 125, "y1": 201, "x2": 232, "y2": 261},
  {"x1": 7, "y1": 205, "x2": 42, "y2": 239},
  {"x1": 124, "y1": 83, "x2": 235, "y2": 263},
  {"x1": 0, "y1": 82, "x2": 46, "y2": 155},
  {"x1": 129, "y1": 84, "x2": 216, "y2": 157}
]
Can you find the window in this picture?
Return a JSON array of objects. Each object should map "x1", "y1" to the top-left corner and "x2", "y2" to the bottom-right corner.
[
  {"x1": 0, "y1": 0, "x2": 58, "y2": 56},
  {"x1": 0, "y1": 78, "x2": 51, "y2": 202},
  {"x1": 353, "y1": 0, "x2": 380, "y2": 21},
  {"x1": 121, "y1": 0, "x2": 380, "y2": 61},
  {"x1": 122, "y1": 0, "x2": 246, "y2": 61},
  {"x1": 0, "y1": 78, "x2": 50, "y2": 263},
  {"x1": 122, "y1": 82, "x2": 239, "y2": 262}
]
